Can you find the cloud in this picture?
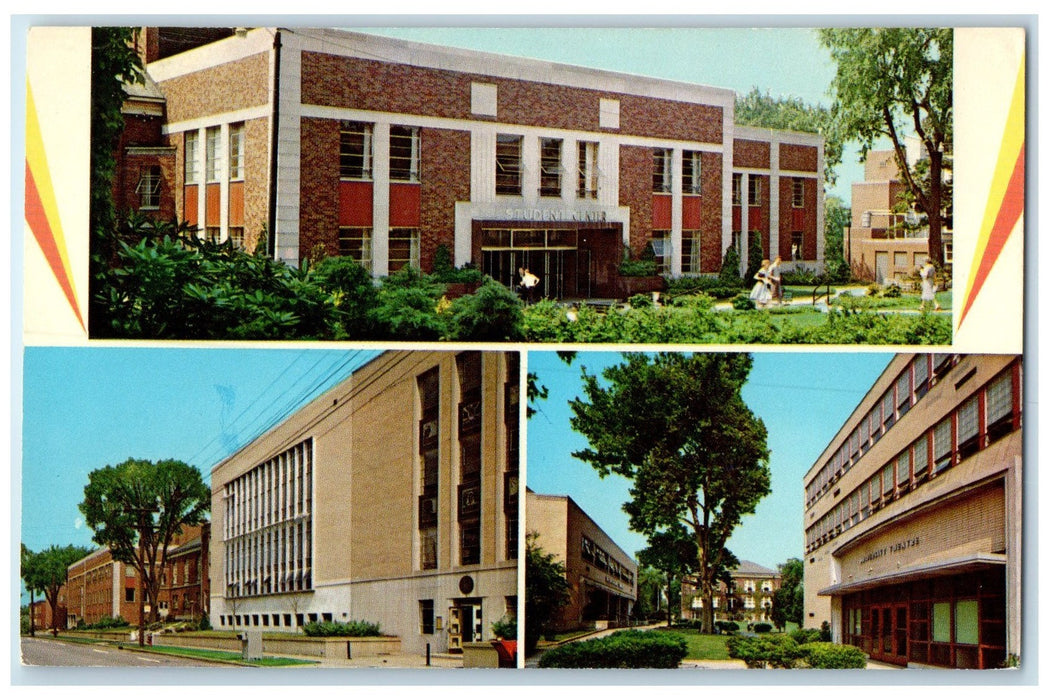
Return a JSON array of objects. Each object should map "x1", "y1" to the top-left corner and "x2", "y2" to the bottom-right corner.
[{"x1": 74, "y1": 517, "x2": 83, "y2": 530}]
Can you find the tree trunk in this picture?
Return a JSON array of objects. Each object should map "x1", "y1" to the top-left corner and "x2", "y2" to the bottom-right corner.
[{"x1": 927, "y1": 149, "x2": 944, "y2": 266}]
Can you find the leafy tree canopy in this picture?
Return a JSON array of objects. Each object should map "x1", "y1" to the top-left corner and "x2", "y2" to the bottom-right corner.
[
  {"x1": 819, "y1": 28, "x2": 952, "y2": 264},
  {"x1": 22, "y1": 544, "x2": 94, "y2": 633},
  {"x1": 569, "y1": 352, "x2": 771, "y2": 633},
  {"x1": 80, "y1": 458, "x2": 210, "y2": 622},
  {"x1": 525, "y1": 532, "x2": 571, "y2": 653},
  {"x1": 771, "y1": 557, "x2": 804, "y2": 629}
]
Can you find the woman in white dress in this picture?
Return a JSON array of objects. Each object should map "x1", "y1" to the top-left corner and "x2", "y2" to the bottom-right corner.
[
  {"x1": 750, "y1": 259, "x2": 772, "y2": 307},
  {"x1": 919, "y1": 261, "x2": 941, "y2": 311}
]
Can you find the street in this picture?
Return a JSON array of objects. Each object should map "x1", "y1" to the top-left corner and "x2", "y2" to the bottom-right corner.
[{"x1": 19, "y1": 636, "x2": 230, "y2": 668}]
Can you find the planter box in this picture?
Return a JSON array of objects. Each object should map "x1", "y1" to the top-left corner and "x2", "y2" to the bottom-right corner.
[
  {"x1": 461, "y1": 641, "x2": 500, "y2": 668},
  {"x1": 64, "y1": 630, "x2": 401, "y2": 659},
  {"x1": 617, "y1": 276, "x2": 666, "y2": 299}
]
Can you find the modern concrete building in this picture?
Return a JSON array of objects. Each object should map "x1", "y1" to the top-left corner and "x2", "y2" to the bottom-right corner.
[
  {"x1": 845, "y1": 143, "x2": 953, "y2": 284},
  {"x1": 209, "y1": 351, "x2": 520, "y2": 654},
  {"x1": 682, "y1": 559, "x2": 781, "y2": 625},
  {"x1": 133, "y1": 27, "x2": 825, "y2": 297},
  {"x1": 526, "y1": 491, "x2": 637, "y2": 631},
  {"x1": 803, "y1": 354, "x2": 1022, "y2": 668}
]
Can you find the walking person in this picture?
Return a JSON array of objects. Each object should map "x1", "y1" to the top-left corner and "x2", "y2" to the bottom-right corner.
[
  {"x1": 768, "y1": 256, "x2": 783, "y2": 305},
  {"x1": 749, "y1": 259, "x2": 772, "y2": 308},
  {"x1": 919, "y1": 261, "x2": 941, "y2": 311},
  {"x1": 518, "y1": 267, "x2": 540, "y2": 304}
]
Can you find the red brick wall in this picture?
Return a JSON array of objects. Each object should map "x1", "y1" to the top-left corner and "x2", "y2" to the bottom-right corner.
[
  {"x1": 779, "y1": 176, "x2": 819, "y2": 260},
  {"x1": 420, "y1": 127, "x2": 471, "y2": 271},
  {"x1": 299, "y1": 117, "x2": 341, "y2": 257},
  {"x1": 619, "y1": 145, "x2": 653, "y2": 255},
  {"x1": 158, "y1": 52, "x2": 270, "y2": 124},
  {"x1": 115, "y1": 151, "x2": 177, "y2": 220},
  {"x1": 733, "y1": 139, "x2": 770, "y2": 169},
  {"x1": 699, "y1": 151, "x2": 724, "y2": 273},
  {"x1": 301, "y1": 53, "x2": 723, "y2": 142},
  {"x1": 780, "y1": 143, "x2": 819, "y2": 173}
]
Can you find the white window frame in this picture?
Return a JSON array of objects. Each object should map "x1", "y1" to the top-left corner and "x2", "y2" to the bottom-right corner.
[
  {"x1": 340, "y1": 121, "x2": 374, "y2": 181},
  {"x1": 135, "y1": 166, "x2": 162, "y2": 210},
  {"x1": 185, "y1": 131, "x2": 200, "y2": 185},
  {"x1": 653, "y1": 148, "x2": 672, "y2": 194},
  {"x1": 539, "y1": 137, "x2": 563, "y2": 198},
  {"x1": 228, "y1": 123, "x2": 245, "y2": 181},
  {"x1": 390, "y1": 125, "x2": 420, "y2": 183},
  {"x1": 577, "y1": 140, "x2": 599, "y2": 199},
  {"x1": 205, "y1": 126, "x2": 222, "y2": 183},
  {"x1": 495, "y1": 134, "x2": 523, "y2": 196},
  {"x1": 682, "y1": 150, "x2": 702, "y2": 195}
]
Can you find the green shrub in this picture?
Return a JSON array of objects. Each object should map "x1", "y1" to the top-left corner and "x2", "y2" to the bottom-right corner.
[
  {"x1": 800, "y1": 642, "x2": 867, "y2": 668},
  {"x1": 753, "y1": 623, "x2": 773, "y2": 634},
  {"x1": 780, "y1": 268, "x2": 824, "y2": 286},
  {"x1": 719, "y1": 245, "x2": 743, "y2": 287},
  {"x1": 431, "y1": 244, "x2": 484, "y2": 283},
  {"x1": 668, "y1": 293, "x2": 715, "y2": 311},
  {"x1": 790, "y1": 627, "x2": 824, "y2": 644},
  {"x1": 198, "y1": 614, "x2": 212, "y2": 631},
  {"x1": 820, "y1": 620, "x2": 832, "y2": 642},
  {"x1": 628, "y1": 293, "x2": 654, "y2": 308},
  {"x1": 81, "y1": 616, "x2": 129, "y2": 630},
  {"x1": 312, "y1": 254, "x2": 379, "y2": 339},
  {"x1": 732, "y1": 293, "x2": 755, "y2": 311},
  {"x1": 726, "y1": 633, "x2": 805, "y2": 668},
  {"x1": 369, "y1": 267, "x2": 448, "y2": 340},
  {"x1": 715, "y1": 620, "x2": 740, "y2": 634},
  {"x1": 619, "y1": 259, "x2": 658, "y2": 277},
  {"x1": 491, "y1": 616, "x2": 517, "y2": 640},
  {"x1": 302, "y1": 620, "x2": 382, "y2": 637},
  {"x1": 537, "y1": 630, "x2": 688, "y2": 669},
  {"x1": 449, "y1": 278, "x2": 524, "y2": 341},
  {"x1": 666, "y1": 275, "x2": 743, "y2": 297}
]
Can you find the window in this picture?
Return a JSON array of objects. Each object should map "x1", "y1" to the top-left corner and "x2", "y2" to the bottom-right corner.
[
  {"x1": 896, "y1": 368, "x2": 912, "y2": 418},
  {"x1": 790, "y1": 232, "x2": 803, "y2": 260},
  {"x1": 420, "y1": 600, "x2": 435, "y2": 634},
  {"x1": 495, "y1": 134, "x2": 523, "y2": 195},
  {"x1": 894, "y1": 252, "x2": 909, "y2": 269},
  {"x1": 136, "y1": 166, "x2": 161, "y2": 210},
  {"x1": 653, "y1": 148, "x2": 672, "y2": 193},
  {"x1": 732, "y1": 173, "x2": 743, "y2": 205},
  {"x1": 985, "y1": 370, "x2": 1014, "y2": 441},
  {"x1": 650, "y1": 232, "x2": 670, "y2": 275},
  {"x1": 389, "y1": 228, "x2": 420, "y2": 271},
  {"x1": 683, "y1": 150, "x2": 702, "y2": 194},
  {"x1": 933, "y1": 417, "x2": 953, "y2": 473},
  {"x1": 792, "y1": 179, "x2": 805, "y2": 207},
  {"x1": 229, "y1": 123, "x2": 244, "y2": 181},
  {"x1": 956, "y1": 396, "x2": 980, "y2": 459},
  {"x1": 228, "y1": 227, "x2": 245, "y2": 249},
  {"x1": 748, "y1": 177, "x2": 762, "y2": 206},
  {"x1": 914, "y1": 356, "x2": 930, "y2": 400},
  {"x1": 539, "y1": 138, "x2": 563, "y2": 197},
  {"x1": 125, "y1": 588, "x2": 135, "y2": 603},
  {"x1": 418, "y1": 367, "x2": 439, "y2": 569},
  {"x1": 205, "y1": 126, "x2": 222, "y2": 182},
  {"x1": 881, "y1": 463, "x2": 894, "y2": 497},
  {"x1": 185, "y1": 131, "x2": 200, "y2": 184},
  {"x1": 338, "y1": 227, "x2": 372, "y2": 269},
  {"x1": 578, "y1": 141, "x2": 599, "y2": 199},
  {"x1": 913, "y1": 435, "x2": 929, "y2": 480},
  {"x1": 420, "y1": 528, "x2": 437, "y2": 570},
  {"x1": 390, "y1": 126, "x2": 420, "y2": 182},
  {"x1": 340, "y1": 121, "x2": 373, "y2": 180},
  {"x1": 681, "y1": 232, "x2": 701, "y2": 274}
]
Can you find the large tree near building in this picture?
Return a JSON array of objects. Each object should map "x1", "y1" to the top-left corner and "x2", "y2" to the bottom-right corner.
[
  {"x1": 525, "y1": 532, "x2": 571, "y2": 654},
  {"x1": 569, "y1": 353, "x2": 771, "y2": 635},
  {"x1": 771, "y1": 557, "x2": 805, "y2": 630},
  {"x1": 818, "y1": 28, "x2": 953, "y2": 266},
  {"x1": 79, "y1": 458, "x2": 210, "y2": 624},
  {"x1": 21, "y1": 544, "x2": 93, "y2": 635}
]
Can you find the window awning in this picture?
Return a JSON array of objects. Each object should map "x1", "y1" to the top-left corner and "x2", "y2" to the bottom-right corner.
[{"x1": 817, "y1": 553, "x2": 1006, "y2": 597}]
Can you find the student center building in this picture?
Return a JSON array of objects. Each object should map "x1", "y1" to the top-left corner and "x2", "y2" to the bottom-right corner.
[
  {"x1": 803, "y1": 354, "x2": 1022, "y2": 669},
  {"x1": 141, "y1": 27, "x2": 825, "y2": 297},
  {"x1": 209, "y1": 351, "x2": 520, "y2": 654}
]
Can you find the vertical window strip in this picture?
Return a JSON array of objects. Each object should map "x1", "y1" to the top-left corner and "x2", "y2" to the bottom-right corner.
[
  {"x1": 340, "y1": 121, "x2": 373, "y2": 180},
  {"x1": 957, "y1": 396, "x2": 980, "y2": 444},
  {"x1": 933, "y1": 417, "x2": 953, "y2": 473},
  {"x1": 228, "y1": 123, "x2": 244, "y2": 181},
  {"x1": 985, "y1": 372, "x2": 1013, "y2": 426},
  {"x1": 205, "y1": 126, "x2": 222, "y2": 182},
  {"x1": 185, "y1": 131, "x2": 199, "y2": 185}
]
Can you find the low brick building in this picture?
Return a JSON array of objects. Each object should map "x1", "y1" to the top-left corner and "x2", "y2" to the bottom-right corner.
[
  {"x1": 681, "y1": 559, "x2": 781, "y2": 626},
  {"x1": 134, "y1": 27, "x2": 824, "y2": 297},
  {"x1": 803, "y1": 354, "x2": 1022, "y2": 668}
]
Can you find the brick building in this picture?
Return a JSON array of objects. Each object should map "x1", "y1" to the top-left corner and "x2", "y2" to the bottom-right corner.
[
  {"x1": 681, "y1": 559, "x2": 781, "y2": 626},
  {"x1": 845, "y1": 142, "x2": 953, "y2": 283},
  {"x1": 209, "y1": 351, "x2": 519, "y2": 654},
  {"x1": 526, "y1": 491, "x2": 637, "y2": 632},
  {"x1": 137, "y1": 27, "x2": 824, "y2": 297},
  {"x1": 112, "y1": 70, "x2": 177, "y2": 223},
  {"x1": 803, "y1": 354, "x2": 1022, "y2": 668},
  {"x1": 65, "y1": 525, "x2": 211, "y2": 628},
  {"x1": 30, "y1": 591, "x2": 67, "y2": 632}
]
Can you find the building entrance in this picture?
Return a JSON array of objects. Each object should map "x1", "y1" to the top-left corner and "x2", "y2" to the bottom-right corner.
[{"x1": 448, "y1": 599, "x2": 483, "y2": 652}]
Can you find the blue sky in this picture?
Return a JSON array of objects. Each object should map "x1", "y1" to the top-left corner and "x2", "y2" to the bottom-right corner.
[
  {"x1": 526, "y1": 350, "x2": 893, "y2": 569},
  {"x1": 358, "y1": 26, "x2": 867, "y2": 202},
  {"x1": 19, "y1": 348, "x2": 378, "y2": 564}
]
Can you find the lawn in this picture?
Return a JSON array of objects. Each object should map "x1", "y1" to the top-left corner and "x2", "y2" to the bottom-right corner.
[
  {"x1": 665, "y1": 629, "x2": 731, "y2": 661},
  {"x1": 144, "y1": 644, "x2": 316, "y2": 667}
]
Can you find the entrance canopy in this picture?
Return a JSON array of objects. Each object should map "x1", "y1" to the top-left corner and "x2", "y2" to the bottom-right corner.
[{"x1": 818, "y1": 553, "x2": 1006, "y2": 597}]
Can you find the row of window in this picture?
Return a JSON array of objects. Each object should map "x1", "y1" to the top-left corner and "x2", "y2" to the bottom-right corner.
[
  {"x1": 730, "y1": 174, "x2": 806, "y2": 208},
  {"x1": 496, "y1": 135, "x2": 601, "y2": 199},
  {"x1": 219, "y1": 611, "x2": 331, "y2": 629},
  {"x1": 806, "y1": 365, "x2": 1018, "y2": 553},
  {"x1": 337, "y1": 227, "x2": 421, "y2": 271},
  {"x1": 806, "y1": 354, "x2": 956, "y2": 508},
  {"x1": 223, "y1": 439, "x2": 314, "y2": 598},
  {"x1": 185, "y1": 123, "x2": 244, "y2": 186},
  {"x1": 340, "y1": 121, "x2": 421, "y2": 182},
  {"x1": 652, "y1": 148, "x2": 703, "y2": 195},
  {"x1": 580, "y1": 534, "x2": 635, "y2": 587}
]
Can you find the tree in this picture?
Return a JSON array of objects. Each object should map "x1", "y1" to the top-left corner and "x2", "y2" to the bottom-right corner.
[
  {"x1": 771, "y1": 557, "x2": 804, "y2": 630},
  {"x1": 569, "y1": 353, "x2": 771, "y2": 635},
  {"x1": 633, "y1": 566, "x2": 664, "y2": 621},
  {"x1": 90, "y1": 27, "x2": 144, "y2": 336},
  {"x1": 80, "y1": 458, "x2": 210, "y2": 626},
  {"x1": 818, "y1": 28, "x2": 952, "y2": 266},
  {"x1": 22, "y1": 544, "x2": 93, "y2": 635},
  {"x1": 635, "y1": 524, "x2": 699, "y2": 626},
  {"x1": 21, "y1": 544, "x2": 37, "y2": 636},
  {"x1": 824, "y1": 195, "x2": 852, "y2": 282},
  {"x1": 525, "y1": 532, "x2": 571, "y2": 654},
  {"x1": 735, "y1": 87, "x2": 843, "y2": 186}
]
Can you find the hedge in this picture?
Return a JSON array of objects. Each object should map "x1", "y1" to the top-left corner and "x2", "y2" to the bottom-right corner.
[
  {"x1": 537, "y1": 630, "x2": 689, "y2": 669},
  {"x1": 800, "y1": 642, "x2": 868, "y2": 669},
  {"x1": 302, "y1": 620, "x2": 382, "y2": 637}
]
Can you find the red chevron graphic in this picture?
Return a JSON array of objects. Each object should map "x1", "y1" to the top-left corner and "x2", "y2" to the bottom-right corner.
[
  {"x1": 25, "y1": 161, "x2": 85, "y2": 329},
  {"x1": 959, "y1": 144, "x2": 1025, "y2": 327}
]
